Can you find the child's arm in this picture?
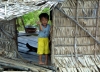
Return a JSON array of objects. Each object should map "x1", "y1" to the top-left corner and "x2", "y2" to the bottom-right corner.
[{"x1": 37, "y1": 21, "x2": 42, "y2": 31}]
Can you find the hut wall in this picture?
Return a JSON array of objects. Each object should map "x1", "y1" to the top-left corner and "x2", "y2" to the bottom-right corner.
[
  {"x1": 52, "y1": 0, "x2": 100, "y2": 71},
  {"x1": 0, "y1": 19, "x2": 17, "y2": 58}
]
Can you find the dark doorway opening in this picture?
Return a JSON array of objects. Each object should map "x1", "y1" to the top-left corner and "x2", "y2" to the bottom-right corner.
[{"x1": 17, "y1": 10, "x2": 52, "y2": 66}]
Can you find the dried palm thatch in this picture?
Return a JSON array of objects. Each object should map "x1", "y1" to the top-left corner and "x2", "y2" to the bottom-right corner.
[
  {"x1": 1, "y1": 0, "x2": 100, "y2": 71},
  {"x1": 51, "y1": 0, "x2": 100, "y2": 71},
  {"x1": 0, "y1": 19, "x2": 17, "y2": 58},
  {"x1": 54, "y1": 55, "x2": 100, "y2": 72},
  {"x1": 0, "y1": 0, "x2": 57, "y2": 20},
  {"x1": 52, "y1": 0, "x2": 100, "y2": 55}
]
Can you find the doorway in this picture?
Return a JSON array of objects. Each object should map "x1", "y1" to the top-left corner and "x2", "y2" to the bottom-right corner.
[{"x1": 17, "y1": 9, "x2": 52, "y2": 65}]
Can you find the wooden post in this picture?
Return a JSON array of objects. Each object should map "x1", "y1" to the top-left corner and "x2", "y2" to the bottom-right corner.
[
  {"x1": 14, "y1": 18, "x2": 18, "y2": 58},
  {"x1": 20, "y1": 16, "x2": 27, "y2": 33},
  {"x1": 51, "y1": 8, "x2": 55, "y2": 66}
]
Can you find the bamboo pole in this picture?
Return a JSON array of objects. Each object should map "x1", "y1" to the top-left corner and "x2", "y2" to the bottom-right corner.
[
  {"x1": 74, "y1": 0, "x2": 78, "y2": 60},
  {"x1": 94, "y1": 0, "x2": 100, "y2": 57}
]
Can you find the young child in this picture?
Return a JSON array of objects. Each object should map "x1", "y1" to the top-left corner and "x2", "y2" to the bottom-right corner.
[{"x1": 37, "y1": 13, "x2": 50, "y2": 65}]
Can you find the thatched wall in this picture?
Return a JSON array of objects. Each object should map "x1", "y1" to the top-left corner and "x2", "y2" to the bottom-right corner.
[
  {"x1": 0, "y1": 19, "x2": 17, "y2": 58},
  {"x1": 52, "y1": 0, "x2": 100, "y2": 55},
  {"x1": 52, "y1": 0, "x2": 100, "y2": 71}
]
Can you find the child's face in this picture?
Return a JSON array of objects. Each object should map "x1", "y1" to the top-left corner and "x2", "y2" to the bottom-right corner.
[{"x1": 40, "y1": 17, "x2": 48, "y2": 26}]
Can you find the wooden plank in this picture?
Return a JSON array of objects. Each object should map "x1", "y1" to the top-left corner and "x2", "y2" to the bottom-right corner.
[{"x1": 0, "y1": 56, "x2": 52, "y2": 72}]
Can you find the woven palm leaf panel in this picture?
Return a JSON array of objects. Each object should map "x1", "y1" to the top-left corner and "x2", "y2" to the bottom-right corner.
[
  {"x1": 0, "y1": 19, "x2": 17, "y2": 58},
  {"x1": 52, "y1": 0, "x2": 100, "y2": 71}
]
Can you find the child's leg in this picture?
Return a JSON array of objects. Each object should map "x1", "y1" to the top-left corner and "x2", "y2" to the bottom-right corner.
[
  {"x1": 45, "y1": 54, "x2": 48, "y2": 65},
  {"x1": 39, "y1": 54, "x2": 44, "y2": 64},
  {"x1": 37, "y1": 38, "x2": 44, "y2": 64},
  {"x1": 44, "y1": 38, "x2": 50, "y2": 65}
]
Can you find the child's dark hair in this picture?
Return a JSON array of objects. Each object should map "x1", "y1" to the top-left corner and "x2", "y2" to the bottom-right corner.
[{"x1": 39, "y1": 13, "x2": 49, "y2": 20}]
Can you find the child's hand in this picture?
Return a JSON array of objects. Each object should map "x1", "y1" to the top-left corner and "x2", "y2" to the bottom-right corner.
[{"x1": 36, "y1": 21, "x2": 41, "y2": 25}]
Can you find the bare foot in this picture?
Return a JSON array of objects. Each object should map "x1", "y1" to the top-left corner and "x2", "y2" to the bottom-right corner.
[{"x1": 39, "y1": 62, "x2": 44, "y2": 65}]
